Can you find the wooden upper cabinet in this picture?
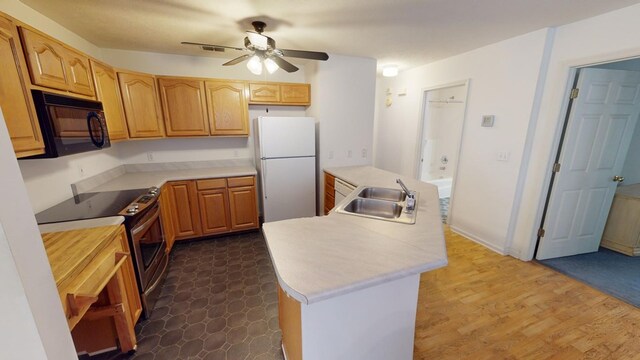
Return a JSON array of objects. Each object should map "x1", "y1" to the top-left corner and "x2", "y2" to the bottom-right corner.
[
  {"x1": 63, "y1": 48, "x2": 94, "y2": 96},
  {"x1": 118, "y1": 71, "x2": 164, "y2": 138},
  {"x1": 158, "y1": 77, "x2": 209, "y2": 137},
  {"x1": 0, "y1": 15, "x2": 44, "y2": 158},
  {"x1": 205, "y1": 80, "x2": 249, "y2": 136},
  {"x1": 281, "y1": 83, "x2": 310, "y2": 105},
  {"x1": 90, "y1": 60, "x2": 128, "y2": 141},
  {"x1": 19, "y1": 27, "x2": 95, "y2": 97},
  {"x1": 248, "y1": 82, "x2": 311, "y2": 106},
  {"x1": 249, "y1": 82, "x2": 280, "y2": 103}
]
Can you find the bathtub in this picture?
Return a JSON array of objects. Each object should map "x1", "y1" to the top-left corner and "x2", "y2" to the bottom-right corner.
[{"x1": 426, "y1": 178, "x2": 452, "y2": 198}]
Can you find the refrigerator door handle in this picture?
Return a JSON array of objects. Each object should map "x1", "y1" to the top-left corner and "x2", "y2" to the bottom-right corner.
[{"x1": 261, "y1": 158, "x2": 268, "y2": 199}]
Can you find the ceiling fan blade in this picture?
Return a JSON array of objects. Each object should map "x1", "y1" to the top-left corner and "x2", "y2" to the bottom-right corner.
[
  {"x1": 279, "y1": 49, "x2": 329, "y2": 61},
  {"x1": 269, "y1": 56, "x2": 299, "y2": 73},
  {"x1": 222, "y1": 54, "x2": 251, "y2": 66},
  {"x1": 181, "y1": 41, "x2": 245, "y2": 52},
  {"x1": 246, "y1": 31, "x2": 269, "y2": 50}
]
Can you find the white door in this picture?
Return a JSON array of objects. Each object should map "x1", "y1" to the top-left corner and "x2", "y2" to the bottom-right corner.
[
  {"x1": 537, "y1": 68, "x2": 640, "y2": 260},
  {"x1": 262, "y1": 157, "x2": 316, "y2": 222},
  {"x1": 258, "y1": 117, "x2": 315, "y2": 158}
]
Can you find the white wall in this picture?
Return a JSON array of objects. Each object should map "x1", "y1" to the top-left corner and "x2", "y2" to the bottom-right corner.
[
  {"x1": 621, "y1": 118, "x2": 640, "y2": 184},
  {"x1": 0, "y1": 107, "x2": 77, "y2": 359},
  {"x1": 513, "y1": 3, "x2": 640, "y2": 260},
  {"x1": 306, "y1": 54, "x2": 377, "y2": 211},
  {"x1": 374, "y1": 29, "x2": 550, "y2": 253}
]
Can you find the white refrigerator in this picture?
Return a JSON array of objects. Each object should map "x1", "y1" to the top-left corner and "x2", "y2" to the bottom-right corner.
[{"x1": 255, "y1": 116, "x2": 317, "y2": 222}]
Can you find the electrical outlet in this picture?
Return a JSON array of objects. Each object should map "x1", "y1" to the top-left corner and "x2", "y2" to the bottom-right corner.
[
  {"x1": 328, "y1": 151, "x2": 334, "y2": 159},
  {"x1": 347, "y1": 150, "x2": 352, "y2": 158},
  {"x1": 497, "y1": 151, "x2": 510, "y2": 162},
  {"x1": 78, "y1": 165, "x2": 85, "y2": 178},
  {"x1": 146, "y1": 152, "x2": 154, "y2": 162},
  {"x1": 361, "y1": 148, "x2": 367, "y2": 158}
]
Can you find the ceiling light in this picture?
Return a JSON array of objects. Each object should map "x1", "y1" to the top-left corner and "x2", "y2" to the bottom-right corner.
[
  {"x1": 264, "y1": 58, "x2": 279, "y2": 74},
  {"x1": 382, "y1": 65, "x2": 399, "y2": 77},
  {"x1": 247, "y1": 55, "x2": 262, "y2": 75}
]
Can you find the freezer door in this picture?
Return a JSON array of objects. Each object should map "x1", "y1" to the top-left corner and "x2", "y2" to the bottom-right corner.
[
  {"x1": 258, "y1": 117, "x2": 316, "y2": 158},
  {"x1": 261, "y1": 157, "x2": 316, "y2": 222}
]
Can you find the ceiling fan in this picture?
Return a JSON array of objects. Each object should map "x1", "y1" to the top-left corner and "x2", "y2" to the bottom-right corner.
[{"x1": 181, "y1": 21, "x2": 329, "y2": 75}]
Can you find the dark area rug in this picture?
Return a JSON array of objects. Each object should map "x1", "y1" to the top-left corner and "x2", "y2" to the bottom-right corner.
[{"x1": 539, "y1": 247, "x2": 640, "y2": 307}]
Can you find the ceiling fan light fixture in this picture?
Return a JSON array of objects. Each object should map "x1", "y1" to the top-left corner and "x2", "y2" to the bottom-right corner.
[
  {"x1": 264, "y1": 58, "x2": 279, "y2": 74},
  {"x1": 382, "y1": 65, "x2": 399, "y2": 77},
  {"x1": 247, "y1": 55, "x2": 263, "y2": 75}
]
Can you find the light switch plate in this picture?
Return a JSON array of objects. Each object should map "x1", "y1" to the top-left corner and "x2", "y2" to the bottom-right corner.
[{"x1": 482, "y1": 115, "x2": 495, "y2": 127}]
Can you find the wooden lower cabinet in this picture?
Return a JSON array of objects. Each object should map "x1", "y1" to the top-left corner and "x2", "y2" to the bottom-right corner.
[
  {"x1": 159, "y1": 184, "x2": 176, "y2": 253},
  {"x1": 166, "y1": 176, "x2": 258, "y2": 241},
  {"x1": 278, "y1": 285, "x2": 302, "y2": 360},
  {"x1": 324, "y1": 171, "x2": 335, "y2": 215},
  {"x1": 168, "y1": 181, "x2": 202, "y2": 239},
  {"x1": 198, "y1": 189, "x2": 231, "y2": 235}
]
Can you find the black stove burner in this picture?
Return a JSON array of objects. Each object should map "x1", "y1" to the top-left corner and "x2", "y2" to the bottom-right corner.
[{"x1": 35, "y1": 188, "x2": 148, "y2": 224}]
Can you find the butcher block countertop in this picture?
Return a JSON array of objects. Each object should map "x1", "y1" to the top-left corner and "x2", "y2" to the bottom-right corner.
[
  {"x1": 262, "y1": 165, "x2": 448, "y2": 305},
  {"x1": 41, "y1": 225, "x2": 123, "y2": 290}
]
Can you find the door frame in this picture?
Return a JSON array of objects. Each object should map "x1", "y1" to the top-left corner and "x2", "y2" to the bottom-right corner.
[
  {"x1": 414, "y1": 79, "x2": 470, "y2": 225},
  {"x1": 533, "y1": 59, "x2": 640, "y2": 259}
]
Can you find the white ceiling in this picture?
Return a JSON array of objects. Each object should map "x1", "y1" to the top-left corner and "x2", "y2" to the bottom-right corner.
[{"x1": 19, "y1": 0, "x2": 640, "y2": 72}]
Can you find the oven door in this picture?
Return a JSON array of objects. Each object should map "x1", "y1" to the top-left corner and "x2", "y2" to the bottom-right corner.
[{"x1": 130, "y1": 202, "x2": 166, "y2": 290}]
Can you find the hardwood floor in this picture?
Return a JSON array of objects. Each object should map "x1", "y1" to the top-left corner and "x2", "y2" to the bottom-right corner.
[{"x1": 414, "y1": 226, "x2": 640, "y2": 360}]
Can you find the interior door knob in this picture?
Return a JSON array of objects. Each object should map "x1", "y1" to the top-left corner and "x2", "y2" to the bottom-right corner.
[{"x1": 613, "y1": 175, "x2": 625, "y2": 183}]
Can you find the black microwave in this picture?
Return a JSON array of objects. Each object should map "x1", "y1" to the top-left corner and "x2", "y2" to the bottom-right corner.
[{"x1": 25, "y1": 90, "x2": 110, "y2": 159}]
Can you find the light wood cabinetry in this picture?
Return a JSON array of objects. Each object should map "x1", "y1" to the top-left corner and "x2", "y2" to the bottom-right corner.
[
  {"x1": 206, "y1": 80, "x2": 250, "y2": 136},
  {"x1": 160, "y1": 184, "x2": 176, "y2": 253},
  {"x1": 90, "y1": 60, "x2": 129, "y2": 140},
  {"x1": 158, "y1": 77, "x2": 209, "y2": 136},
  {"x1": 168, "y1": 181, "x2": 202, "y2": 239},
  {"x1": 114, "y1": 226, "x2": 143, "y2": 326},
  {"x1": 166, "y1": 176, "x2": 258, "y2": 241},
  {"x1": 278, "y1": 285, "x2": 302, "y2": 360},
  {"x1": 19, "y1": 27, "x2": 95, "y2": 96},
  {"x1": 601, "y1": 185, "x2": 640, "y2": 256},
  {"x1": 0, "y1": 14, "x2": 44, "y2": 158},
  {"x1": 228, "y1": 176, "x2": 259, "y2": 230},
  {"x1": 118, "y1": 71, "x2": 164, "y2": 138},
  {"x1": 249, "y1": 82, "x2": 311, "y2": 106},
  {"x1": 324, "y1": 171, "x2": 335, "y2": 215}
]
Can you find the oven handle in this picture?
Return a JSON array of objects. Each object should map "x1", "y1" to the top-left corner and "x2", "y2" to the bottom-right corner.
[{"x1": 132, "y1": 204, "x2": 161, "y2": 236}]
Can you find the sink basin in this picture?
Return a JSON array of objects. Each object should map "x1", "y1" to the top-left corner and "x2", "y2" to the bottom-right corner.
[
  {"x1": 342, "y1": 198, "x2": 403, "y2": 219},
  {"x1": 358, "y1": 187, "x2": 406, "y2": 202}
]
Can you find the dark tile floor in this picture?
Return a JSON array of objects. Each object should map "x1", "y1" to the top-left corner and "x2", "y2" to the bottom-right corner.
[{"x1": 85, "y1": 231, "x2": 284, "y2": 360}]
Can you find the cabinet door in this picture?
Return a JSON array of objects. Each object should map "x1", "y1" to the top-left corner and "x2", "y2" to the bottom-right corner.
[
  {"x1": 158, "y1": 77, "x2": 209, "y2": 136},
  {"x1": 0, "y1": 17, "x2": 44, "y2": 157},
  {"x1": 324, "y1": 172, "x2": 335, "y2": 215},
  {"x1": 118, "y1": 72, "x2": 164, "y2": 138},
  {"x1": 115, "y1": 226, "x2": 142, "y2": 325},
  {"x1": 90, "y1": 60, "x2": 128, "y2": 140},
  {"x1": 198, "y1": 189, "x2": 231, "y2": 235},
  {"x1": 281, "y1": 84, "x2": 310, "y2": 105},
  {"x1": 205, "y1": 80, "x2": 249, "y2": 136},
  {"x1": 63, "y1": 47, "x2": 94, "y2": 96},
  {"x1": 248, "y1": 82, "x2": 280, "y2": 104},
  {"x1": 19, "y1": 27, "x2": 68, "y2": 91},
  {"x1": 160, "y1": 184, "x2": 176, "y2": 253},
  {"x1": 169, "y1": 181, "x2": 202, "y2": 239},
  {"x1": 228, "y1": 185, "x2": 259, "y2": 231}
]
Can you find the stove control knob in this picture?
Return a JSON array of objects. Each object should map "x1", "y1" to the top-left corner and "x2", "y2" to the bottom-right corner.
[
  {"x1": 126, "y1": 206, "x2": 138, "y2": 214},
  {"x1": 148, "y1": 187, "x2": 159, "y2": 196}
]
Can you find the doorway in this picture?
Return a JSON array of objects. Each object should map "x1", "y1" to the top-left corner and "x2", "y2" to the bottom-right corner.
[
  {"x1": 536, "y1": 58, "x2": 640, "y2": 307},
  {"x1": 416, "y1": 82, "x2": 468, "y2": 223}
]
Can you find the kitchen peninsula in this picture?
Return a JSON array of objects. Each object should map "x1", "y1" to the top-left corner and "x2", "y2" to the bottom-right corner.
[{"x1": 263, "y1": 166, "x2": 447, "y2": 360}]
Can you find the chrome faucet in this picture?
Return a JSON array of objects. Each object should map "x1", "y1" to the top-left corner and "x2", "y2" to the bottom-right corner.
[{"x1": 396, "y1": 179, "x2": 416, "y2": 211}]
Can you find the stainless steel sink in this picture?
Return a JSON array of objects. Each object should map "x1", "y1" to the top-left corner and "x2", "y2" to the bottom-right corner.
[
  {"x1": 358, "y1": 187, "x2": 406, "y2": 202},
  {"x1": 334, "y1": 185, "x2": 418, "y2": 224},
  {"x1": 343, "y1": 198, "x2": 403, "y2": 219}
]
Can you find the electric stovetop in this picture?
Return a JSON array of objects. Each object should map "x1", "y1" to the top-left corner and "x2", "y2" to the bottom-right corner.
[{"x1": 35, "y1": 188, "x2": 147, "y2": 224}]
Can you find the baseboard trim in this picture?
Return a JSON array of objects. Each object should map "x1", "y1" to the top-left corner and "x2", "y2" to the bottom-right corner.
[{"x1": 450, "y1": 225, "x2": 507, "y2": 255}]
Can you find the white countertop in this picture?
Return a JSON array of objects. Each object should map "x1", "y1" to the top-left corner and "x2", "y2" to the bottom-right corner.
[
  {"x1": 87, "y1": 165, "x2": 257, "y2": 192},
  {"x1": 38, "y1": 216, "x2": 125, "y2": 233},
  {"x1": 262, "y1": 165, "x2": 447, "y2": 304}
]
